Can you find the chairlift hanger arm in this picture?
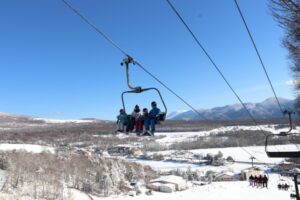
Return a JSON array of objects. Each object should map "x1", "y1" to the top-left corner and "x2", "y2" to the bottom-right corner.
[
  {"x1": 283, "y1": 110, "x2": 295, "y2": 133},
  {"x1": 121, "y1": 56, "x2": 142, "y2": 93}
]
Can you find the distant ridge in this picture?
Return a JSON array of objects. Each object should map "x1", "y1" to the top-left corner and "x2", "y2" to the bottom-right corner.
[
  {"x1": 168, "y1": 97, "x2": 295, "y2": 121},
  {"x1": 0, "y1": 113, "x2": 100, "y2": 124}
]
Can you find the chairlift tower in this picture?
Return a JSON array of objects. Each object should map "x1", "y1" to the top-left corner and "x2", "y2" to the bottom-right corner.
[
  {"x1": 249, "y1": 156, "x2": 256, "y2": 168},
  {"x1": 290, "y1": 168, "x2": 300, "y2": 200}
]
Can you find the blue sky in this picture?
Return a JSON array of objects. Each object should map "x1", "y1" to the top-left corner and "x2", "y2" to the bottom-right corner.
[{"x1": 0, "y1": 0, "x2": 295, "y2": 120}]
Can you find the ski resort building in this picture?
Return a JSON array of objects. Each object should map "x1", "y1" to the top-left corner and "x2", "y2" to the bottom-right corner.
[
  {"x1": 147, "y1": 175, "x2": 187, "y2": 193},
  {"x1": 241, "y1": 167, "x2": 263, "y2": 180},
  {"x1": 214, "y1": 171, "x2": 237, "y2": 182}
]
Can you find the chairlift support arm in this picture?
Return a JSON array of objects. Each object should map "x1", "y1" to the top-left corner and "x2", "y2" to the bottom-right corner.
[
  {"x1": 283, "y1": 110, "x2": 295, "y2": 133},
  {"x1": 121, "y1": 56, "x2": 142, "y2": 93},
  {"x1": 120, "y1": 57, "x2": 168, "y2": 119}
]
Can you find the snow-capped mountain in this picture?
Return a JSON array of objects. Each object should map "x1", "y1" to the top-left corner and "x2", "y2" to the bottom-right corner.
[
  {"x1": 0, "y1": 112, "x2": 99, "y2": 124},
  {"x1": 167, "y1": 110, "x2": 188, "y2": 119},
  {"x1": 168, "y1": 97, "x2": 296, "y2": 121}
]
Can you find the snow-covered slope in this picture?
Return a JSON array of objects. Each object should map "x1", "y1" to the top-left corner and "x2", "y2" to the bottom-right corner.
[
  {"x1": 155, "y1": 124, "x2": 300, "y2": 145},
  {"x1": 81, "y1": 174, "x2": 292, "y2": 200}
]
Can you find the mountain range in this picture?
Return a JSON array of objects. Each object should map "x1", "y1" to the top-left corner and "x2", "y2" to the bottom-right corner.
[{"x1": 168, "y1": 97, "x2": 296, "y2": 121}]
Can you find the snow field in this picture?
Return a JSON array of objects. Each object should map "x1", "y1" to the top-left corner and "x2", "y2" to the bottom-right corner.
[
  {"x1": 81, "y1": 174, "x2": 292, "y2": 200},
  {"x1": 0, "y1": 144, "x2": 55, "y2": 154}
]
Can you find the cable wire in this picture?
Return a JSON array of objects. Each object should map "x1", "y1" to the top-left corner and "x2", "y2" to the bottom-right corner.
[
  {"x1": 135, "y1": 62, "x2": 208, "y2": 120},
  {"x1": 233, "y1": 0, "x2": 285, "y2": 114},
  {"x1": 234, "y1": 0, "x2": 297, "y2": 155},
  {"x1": 61, "y1": 0, "x2": 208, "y2": 120},
  {"x1": 165, "y1": 0, "x2": 260, "y2": 127},
  {"x1": 165, "y1": 0, "x2": 279, "y2": 159},
  {"x1": 234, "y1": 0, "x2": 292, "y2": 154},
  {"x1": 62, "y1": 0, "x2": 128, "y2": 57},
  {"x1": 63, "y1": 0, "x2": 271, "y2": 160}
]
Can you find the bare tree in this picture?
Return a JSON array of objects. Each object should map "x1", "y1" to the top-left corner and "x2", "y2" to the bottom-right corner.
[{"x1": 270, "y1": 0, "x2": 300, "y2": 111}]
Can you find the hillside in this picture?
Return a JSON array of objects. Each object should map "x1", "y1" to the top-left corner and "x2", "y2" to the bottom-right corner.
[{"x1": 168, "y1": 97, "x2": 295, "y2": 121}]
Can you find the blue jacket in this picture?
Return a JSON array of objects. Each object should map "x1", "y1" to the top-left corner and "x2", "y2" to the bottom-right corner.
[
  {"x1": 117, "y1": 113, "x2": 128, "y2": 124},
  {"x1": 149, "y1": 107, "x2": 161, "y2": 120}
]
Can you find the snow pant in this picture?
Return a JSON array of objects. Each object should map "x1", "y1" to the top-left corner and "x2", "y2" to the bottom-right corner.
[
  {"x1": 144, "y1": 118, "x2": 156, "y2": 135},
  {"x1": 126, "y1": 118, "x2": 135, "y2": 132},
  {"x1": 135, "y1": 120, "x2": 143, "y2": 135},
  {"x1": 249, "y1": 180, "x2": 253, "y2": 186},
  {"x1": 117, "y1": 122, "x2": 125, "y2": 132}
]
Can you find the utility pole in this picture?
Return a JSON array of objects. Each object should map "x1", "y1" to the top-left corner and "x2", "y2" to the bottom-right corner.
[
  {"x1": 250, "y1": 156, "x2": 256, "y2": 168},
  {"x1": 293, "y1": 173, "x2": 300, "y2": 200},
  {"x1": 290, "y1": 168, "x2": 300, "y2": 200}
]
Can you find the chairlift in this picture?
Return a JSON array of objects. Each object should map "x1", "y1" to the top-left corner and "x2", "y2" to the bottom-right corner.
[
  {"x1": 120, "y1": 56, "x2": 167, "y2": 122},
  {"x1": 265, "y1": 110, "x2": 300, "y2": 158}
]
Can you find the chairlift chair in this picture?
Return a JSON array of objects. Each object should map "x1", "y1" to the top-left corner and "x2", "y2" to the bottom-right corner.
[
  {"x1": 265, "y1": 110, "x2": 300, "y2": 158},
  {"x1": 120, "y1": 56, "x2": 167, "y2": 122}
]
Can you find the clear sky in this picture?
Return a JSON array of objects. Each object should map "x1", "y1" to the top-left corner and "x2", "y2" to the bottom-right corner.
[{"x1": 0, "y1": 0, "x2": 295, "y2": 120}]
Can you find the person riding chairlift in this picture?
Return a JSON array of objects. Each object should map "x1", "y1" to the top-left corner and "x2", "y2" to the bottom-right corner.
[
  {"x1": 143, "y1": 101, "x2": 161, "y2": 136},
  {"x1": 131, "y1": 105, "x2": 143, "y2": 135},
  {"x1": 116, "y1": 109, "x2": 128, "y2": 133},
  {"x1": 126, "y1": 105, "x2": 139, "y2": 133}
]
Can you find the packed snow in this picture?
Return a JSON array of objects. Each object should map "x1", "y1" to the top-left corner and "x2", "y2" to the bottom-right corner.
[
  {"x1": 71, "y1": 174, "x2": 294, "y2": 200},
  {"x1": 100, "y1": 125, "x2": 299, "y2": 200},
  {"x1": 155, "y1": 124, "x2": 300, "y2": 145},
  {"x1": 0, "y1": 144, "x2": 55, "y2": 153}
]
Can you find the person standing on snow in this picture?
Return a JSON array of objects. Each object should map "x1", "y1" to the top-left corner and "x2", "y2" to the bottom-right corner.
[
  {"x1": 263, "y1": 175, "x2": 268, "y2": 188},
  {"x1": 249, "y1": 175, "x2": 254, "y2": 187},
  {"x1": 253, "y1": 175, "x2": 258, "y2": 187},
  {"x1": 258, "y1": 175, "x2": 263, "y2": 188}
]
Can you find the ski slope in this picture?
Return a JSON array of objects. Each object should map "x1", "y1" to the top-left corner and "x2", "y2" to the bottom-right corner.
[
  {"x1": 0, "y1": 124, "x2": 298, "y2": 200},
  {"x1": 116, "y1": 126, "x2": 298, "y2": 200},
  {"x1": 72, "y1": 174, "x2": 293, "y2": 200}
]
